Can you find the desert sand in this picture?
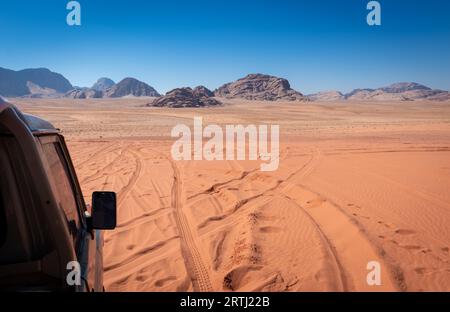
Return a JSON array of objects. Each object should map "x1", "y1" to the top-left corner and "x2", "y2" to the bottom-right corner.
[{"x1": 11, "y1": 98, "x2": 450, "y2": 291}]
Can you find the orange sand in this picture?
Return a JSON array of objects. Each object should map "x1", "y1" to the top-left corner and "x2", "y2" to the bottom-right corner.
[{"x1": 13, "y1": 98, "x2": 450, "y2": 291}]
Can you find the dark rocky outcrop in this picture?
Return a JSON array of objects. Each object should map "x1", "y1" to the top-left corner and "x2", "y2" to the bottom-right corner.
[
  {"x1": 64, "y1": 88, "x2": 103, "y2": 99},
  {"x1": 215, "y1": 74, "x2": 306, "y2": 101},
  {"x1": 149, "y1": 86, "x2": 221, "y2": 108},
  {"x1": 193, "y1": 85, "x2": 214, "y2": 98}
]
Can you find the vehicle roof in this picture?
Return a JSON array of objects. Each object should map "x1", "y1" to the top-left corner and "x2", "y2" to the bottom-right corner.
[
  {"x1": 0, "y1": 98, "x2": 59, "y2": 135},
  {"x1": 22, "y1": 114, "x2": 58, "y2": 133}
]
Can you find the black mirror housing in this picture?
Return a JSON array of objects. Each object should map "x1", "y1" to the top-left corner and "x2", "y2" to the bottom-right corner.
[{"x1": 91, "y1": 191, "x2": 116, "y2": 230}]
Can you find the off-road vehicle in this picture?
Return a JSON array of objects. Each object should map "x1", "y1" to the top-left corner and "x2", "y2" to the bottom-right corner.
[{"x1": 0, "y1": 97, "x2": 116, "y2": 291}]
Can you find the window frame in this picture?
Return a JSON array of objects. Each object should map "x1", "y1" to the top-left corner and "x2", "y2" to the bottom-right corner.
[{"x1": 38, "y1": 134, "x2": 87, "y2": 233}]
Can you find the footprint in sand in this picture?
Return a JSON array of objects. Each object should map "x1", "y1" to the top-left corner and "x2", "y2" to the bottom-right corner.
[
  {"x1": 377, "y1": 220, "x2": 394, "y2": 229},
  {"x1": 395, "y1": 229, "x2": 416, "y2": 235},
  {"x1": 390, "y1": 240, "x2": 430, "y2": 253},
  {"x1": 352, "y1": 212, "x2": 370, "y2": 220},
  {"x1": 136, "y1": 275, "x2": 147, "y2": 282},
  {"x1": 259, "y1": 226, "x2": 283, "y2": 234},
  {"x1": 154, "y1": 276, "x2": 176, "y2": 287},
  {"x1": 414, "y1": 267, "x2": 429, "y2": 275},
  {"x1": 306, "y1": 197, "x2": 326, "y2": 208},
  {"x1": 347, "y1": 203, "x2": 362, "y2": 209},
  {"x1": 402, "y1": 245, "x2": 422, "y2": 250}
]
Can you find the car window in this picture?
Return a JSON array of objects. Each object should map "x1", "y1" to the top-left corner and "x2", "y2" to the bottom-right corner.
[{"x1": 42, "y1": 142, "x2": 81, "y2": 243}]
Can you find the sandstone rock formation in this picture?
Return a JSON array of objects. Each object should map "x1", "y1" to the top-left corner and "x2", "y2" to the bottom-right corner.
[
  {"x1": 215, "y1": 74, "x2": 306, "y2": 101},
  {"x1": 149, "y1": 87, "x2": 221, "y2": 108},
  {"x1": 193, "y1": 85, "x2": 214, "y2": 97},
  {"x1": 65, "y1": 88, "x2": 103, "y2": 99}
]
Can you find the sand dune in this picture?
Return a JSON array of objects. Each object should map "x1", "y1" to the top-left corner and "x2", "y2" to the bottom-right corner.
[{"x1": 12, "y1": 98, "x2": 450, "y2": 291}]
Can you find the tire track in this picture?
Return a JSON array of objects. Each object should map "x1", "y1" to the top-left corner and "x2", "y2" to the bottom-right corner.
[
  {"x1": 117, "y1": 147, "x2": 143, "y2": 207},
  {"x1": 187, "y1": 147, "x2": 290, "y2": 200},
  {"x1": 187, "y1": 149, "x2": 396, "y2": 290},
  {"x1": 279, "y1": 150, "x2": 399, "y2": 291},
  {"x1": 193, "y1": 149, "x2": 322, "y2": 228},
  {"x1": 281, "y1": 194, "x2": 347, "y2": 291},
  {"x1": 288, "y1": 183, "x2": 404, "y2": 291},
  {"x1": 81, "y1": 145, "x2": 128, "y2": 184},
  {"x1": 187, "y1": 170, "x2": 258, "y2": 200},
  {"x1": 169, "y1": 159, "x2": 213, "y2": 292},
  {"x1": 77, "y1": 142, "x2": 118, "y2": 168},
  {"x1": 187, "y1": 149, "x2": 347, "y2": 290}
]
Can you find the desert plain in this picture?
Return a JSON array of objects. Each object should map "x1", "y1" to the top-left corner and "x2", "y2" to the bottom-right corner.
[{"x1": 11, "y1": 98, "x2": 450, "y2": 292}]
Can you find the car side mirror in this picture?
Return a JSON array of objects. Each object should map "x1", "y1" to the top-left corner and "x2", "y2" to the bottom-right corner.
[{"x1": 91, "y1": 191, "x2": 116, "y2": 230}]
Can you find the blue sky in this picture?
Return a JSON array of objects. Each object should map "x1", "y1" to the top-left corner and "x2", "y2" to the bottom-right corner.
[{"x1": 1, "y1": 0, "x2": 449, "y2": 94}]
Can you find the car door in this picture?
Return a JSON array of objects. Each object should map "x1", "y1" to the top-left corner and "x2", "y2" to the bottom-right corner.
[{"x1": 39, "y1": 134, "x2": 103, "y2": 291}]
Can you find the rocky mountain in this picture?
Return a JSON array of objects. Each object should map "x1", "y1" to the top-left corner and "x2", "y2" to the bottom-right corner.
[
  {"x1": 64, "y1": 77, "x2": 160, "y2": 99},
  {"x1": 0, "y1": 67, "x2": 73, "y2": 97},
  {"x1": 3, "y1": 66, "x2": 448, "y2": 103},
  {"x1": 426, "y1": 91, "x2": 450, "y2": 101},
  {"x1": 215, "y1": 74, "x2": 306, "y2": 101},
  {"x1": 345, "y1": 83, "x2": 449, "y2": 101},
  {"x1": 149, "y1": 86, "x2": 221, "y2": 108},
  {"x1": 193, "y1": 85, "x2": 214, "y2": 97},
  {"x1": 92, "y1": 77, "x2": 115, "y2": 91},
  {"x1": 24, "y1": 81, "x2": 60, "y2": 98},
  {"x1": 308, "y1": 82, "x2": 450, "y2": 102},
  {"x1": 64, "y1": 88, "x2": 103, "y2": 99},
  {"x1": 104, "y1": 78, "x2": 160, "y2": 98},
  {"x1": 0, "y1": 95, "x2": 7, "y2": 104},
  {"x1": 307, "y1": 90, "x2": 345, "y2": 101},
  {"x1": 379, "y1": 82, "x2": 431, "y2": 93}
]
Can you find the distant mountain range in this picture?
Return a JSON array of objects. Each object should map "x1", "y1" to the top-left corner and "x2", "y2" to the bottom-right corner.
[
  {"x1": 0, "y1": 67, "x2": 448, "y2": 103},
  {"x1": 307, "y1": 82, "x2": 450, "y2": 102},
  {"x1": 65, "y1": 77, "x2": 161, "y2": 99},
  {"x1": 0, "y1": 67, "x2": 160, "y2": 99},
  {"x1": 0, "y1": 67, "x2": 72, "y2": 97}
]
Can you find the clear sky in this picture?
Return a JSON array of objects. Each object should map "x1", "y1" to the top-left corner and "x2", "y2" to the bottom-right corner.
[{"x1": 1, "y1": 0, "x2": 449, "y2": 94}]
